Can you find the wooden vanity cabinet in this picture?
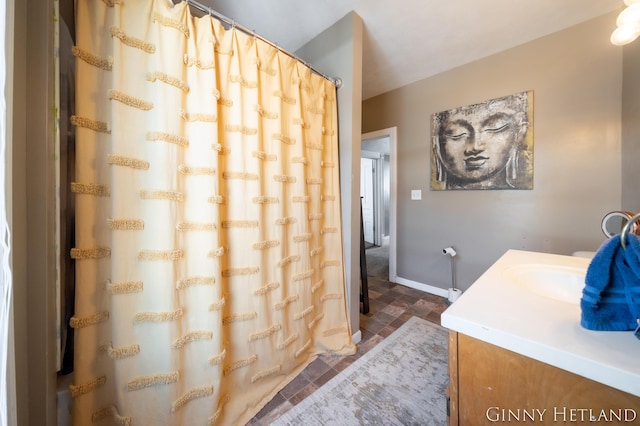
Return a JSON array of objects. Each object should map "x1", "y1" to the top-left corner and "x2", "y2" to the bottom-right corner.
[{"x1": 447, "y1": 331, "x2": 640, "y2": 425}]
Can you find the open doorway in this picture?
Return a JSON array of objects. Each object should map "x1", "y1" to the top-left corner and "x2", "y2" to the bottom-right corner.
[
  {"x1": 361, "y1": 127, "x2": 397, "y2": 282},
  {"x1": 360, "y1": 154, "x2": 378, "y2": 248}
]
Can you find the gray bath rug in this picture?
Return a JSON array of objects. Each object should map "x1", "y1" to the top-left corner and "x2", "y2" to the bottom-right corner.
[{"x1": 271, "y1": 316, "x2": 448, "y2": 426}]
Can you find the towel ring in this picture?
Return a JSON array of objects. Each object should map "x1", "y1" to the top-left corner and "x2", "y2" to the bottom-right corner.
[{"x1": 620, "y1": 212, "x2": 640, "y2": 250}]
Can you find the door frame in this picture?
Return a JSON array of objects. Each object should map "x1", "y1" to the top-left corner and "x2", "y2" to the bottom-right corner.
[{"x1": 361, "y1": 127, "x2": 397, "y2": 282}]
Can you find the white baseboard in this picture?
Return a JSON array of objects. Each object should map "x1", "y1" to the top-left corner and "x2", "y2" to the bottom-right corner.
[
  {"x1": 351, "y1": 330, "x2": 362, "y2": 345},
  {"x1": 393, "y1": 276, "x2": 449, "y2": 298}
]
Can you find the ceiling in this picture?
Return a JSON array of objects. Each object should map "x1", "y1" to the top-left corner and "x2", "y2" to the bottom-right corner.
[{"x1": 201, "y1": 0, "x2": 623, "y2": 100}]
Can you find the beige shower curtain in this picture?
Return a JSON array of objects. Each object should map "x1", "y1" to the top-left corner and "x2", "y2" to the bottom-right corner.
[{"x1": 70, "y1": 0, "x2": 355, "y2": 424}]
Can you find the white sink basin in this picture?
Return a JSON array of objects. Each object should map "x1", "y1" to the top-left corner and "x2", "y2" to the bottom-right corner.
[
  {"x1": 503, "y1": 263, "x2": 587, "y2": 304},
  {"x1": 441, "y1": 250, "x2": 640, "y2": 398}
]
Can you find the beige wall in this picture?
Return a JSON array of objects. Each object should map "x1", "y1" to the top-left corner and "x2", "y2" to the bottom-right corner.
[
  {"x1": 363, "y1": 12, "x2": 626, "y2": 292},
  {"x1": 296, "y1": 12, "x2": 364, "y2": 337}
]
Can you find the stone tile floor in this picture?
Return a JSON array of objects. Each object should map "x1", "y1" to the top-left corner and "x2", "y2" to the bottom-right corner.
[{"x1": 248, "y1": 275, "x2": 449, "y2": 425}]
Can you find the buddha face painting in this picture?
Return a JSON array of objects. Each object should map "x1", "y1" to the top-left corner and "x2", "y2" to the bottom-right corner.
[{"x1": 432, "y1": 91, "x2": 533, "y2": 190}]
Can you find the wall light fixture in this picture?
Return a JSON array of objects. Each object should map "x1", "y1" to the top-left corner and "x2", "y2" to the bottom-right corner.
[{"x1": 611, "y1": 0, "x2": 640, "y2": 45}]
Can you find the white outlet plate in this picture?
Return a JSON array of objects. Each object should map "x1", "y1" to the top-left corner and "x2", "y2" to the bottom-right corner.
[{"x1": 411, "y1": 189, "x2": 422, "y2": 200}]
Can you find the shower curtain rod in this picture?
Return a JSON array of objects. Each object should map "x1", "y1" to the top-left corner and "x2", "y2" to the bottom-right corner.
[{"x1": 172, "y1": 0, "x2": 342, "y2": 88}]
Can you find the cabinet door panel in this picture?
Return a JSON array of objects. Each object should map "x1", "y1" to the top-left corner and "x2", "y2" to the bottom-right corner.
[{"x1": 453, "y1": 333, "x2": 640, "y2": 425}]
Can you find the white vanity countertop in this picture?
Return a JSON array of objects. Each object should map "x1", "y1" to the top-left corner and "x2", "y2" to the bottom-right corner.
[{"x1": 441, "y1": 249, "x2": 640, "y2": 397}]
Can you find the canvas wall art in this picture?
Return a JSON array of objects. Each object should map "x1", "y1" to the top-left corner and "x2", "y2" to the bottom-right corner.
[{"x1": 431, "y1": 91, "x2": 534, "y2": 190}]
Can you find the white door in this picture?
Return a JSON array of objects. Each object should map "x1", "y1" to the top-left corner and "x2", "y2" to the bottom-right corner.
[
  {"x1": 360, "y1": 157, "x2": 375, "y2": 245},
  {"x1": 362, "y1": 127, "x2": 397, "y2": 282}
]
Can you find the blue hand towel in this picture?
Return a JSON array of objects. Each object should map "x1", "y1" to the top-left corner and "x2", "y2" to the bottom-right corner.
[{"x1": 580, "y1": 234, "x2": 640, "y2": 331}]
